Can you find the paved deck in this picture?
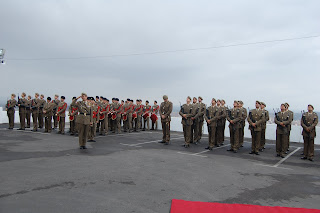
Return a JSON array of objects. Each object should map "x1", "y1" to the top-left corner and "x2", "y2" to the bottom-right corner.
[{"x1": 0, "y1": 124, "x2": 319, "y2": 212}]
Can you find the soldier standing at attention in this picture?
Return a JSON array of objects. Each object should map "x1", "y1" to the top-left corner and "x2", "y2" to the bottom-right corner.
[
  {"x1": 96, "y1": 96, "x2": 101, "y2": 132},
  {"x1": 247, "y1": 101, "x2": 265, "y2": 155},
  {"x1": 194, "y1": 96, "x2": 206, "y2": 143},
  {"x1": 88, "y1": 97, "x2": 99, "y2": 142},
  {"x1": 227, "y1": 101, "x2": 241, "y2": 153},
  {"x1": 98, "y1": 98, "x2": 107, "y2": 135},
  {"x1": 38, "y1": 94, "x2": 46, "y2": 129},
  {"x1": 159, "y1": 95, "x2": 173, "y2": 145},
  {"x1": 238, "y1": 101, "x2": 247, "y2": 148},
  {"x1": 260, "y1": 102, "x2": 269, "y2": 151},
  {"x1": 204, "y1": 98, "x2": 219, "y2": 150},
  {"x1": 69, "y1": 97, "x2": 78, "y2": 136},
  {"x1": 301, "y1": 105, "x2": 318, "y2": 162},
  {"x1": 52, "y1": 95, "x2": 60, "y2": 129},
  {"x1": 142, "y1": 100, "x2": 151, "y2": 131},
  {"x1": 72, "y1": 93, "x2": 93, "y2": 149},
  {"x1": 216, "y1": 100, "x2": 226, "y2": 146},
  {"x1": 191, "y1": 97, "x2": 198, "y2": 143},
  {"x1": 56, "y1": 96, "x2": 67, "y2": 134},
  {"x1": 112, "y1": 98, "x2": 122, "y2": 134},
  {"x1": 128, "y1": 99, "x2": 134, "y2": 132},
  {"x1": 104, "y1": 99, "x2": 111, "y2": 134},
  {"x1": 6, "y1": 94, "x2": 17, "y2": 129},
  {"x1": 221, "y1": 99, "x2": 227, "y2": 144},
  {"x1": 43, "y1": 97, "x2": 55, "y2": 133},
  {"x1": 274, "y1": 104, "x2": 290, "y2": 158},
  {"x1": 179, "y1": 96, "x2": 194, "y2": 148},
  {"x1": 151, "y1": 101, "x2": 159, "y2": 130},
  {"x1": 284, "y1": 103, "x2": 293, "y2": 153},
  {"x1": 122, "y1": 99, "x2": 132, "y2": 132},
  {"x1": 26, "y1": 95, "x2": 32, "y2": 128},
  {"x1": 31, "y1": 93, "x2": 41, "y2": 132},
  {"x1": 17, "y1": 92, "x2": 27, "y2": 130},
  {"x1": 134, "y1": 99, "x2": 143, "y2": 132}
]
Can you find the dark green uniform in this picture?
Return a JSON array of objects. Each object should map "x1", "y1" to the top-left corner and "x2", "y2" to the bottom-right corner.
[
  {"x1": 204, "y1": 105, "x2": 219, "y2": 149},
  {"x1": 227, "y1": 108, "x2": 241, "y2": 151},
  {"x1": 43, "y1": 102, "x2": 55, "y2": 132},
  {"x1": 216, "y1": 106, "x2": 227, "y2": 146},
  {"x1": 239, "y1": 107, "x2": 247, "y2": 147},
  {"x1": 160, "y1": 100, "x2": 173, "y2": 144},
  {"x1": 179, "y1": 103, "x2": 194, "y2": 146},
  {"x1": 6, "y1": 98, "x2": 17, "y2": 129},
  {"x1": 261, "y1": 109, "x2": 269, "y2": 149},
  {"x1": 247, "y1": 109, "x2": 265, "y2": 154},
  {"x1": 18, "y1": 97, "x2": 27, "y2": 129},
  {"x1": 301, "y1": 112, "x2": 318, "y2": 160},
  {"x1": 274, "y1": 111, "x2": 290, "y2": 157}
]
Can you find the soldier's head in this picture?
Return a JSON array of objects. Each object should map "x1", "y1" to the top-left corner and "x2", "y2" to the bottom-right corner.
[
  {"x1": 198, "y1": 96, "x2": 203, "y2": 103},
  {"x1": 47, "y1": 97, "x2": 51, "y2": 103},
  {"x1": 217, "y1": 99, "x2": 221, "y2": 106},
  {"x1": 260, "y1": 102, "x2": 266, "y2": 109},
  {"x1": 61, "y1": 96, "x2": 65, "y2": 102},
  {"x1": 280, "y1": 104, "x2": 286, "y2": 111},
  {"x1": 145, "y1": 100, "x2": 149, "y2": 105},
  {"x1": 239, "y1": 101, "x2": 243, "y2": 107},
  {"x1": 284, "y1": 102, "x2": 289, "y2": 110},
  {"x1": 308, "y1": 104, "x2": 314, "y2": 112},
  {"x1": 211, "y1": 98, "x2": 216, "y2": 106},
  {"x1": 186, "y1": 96, "x2": 191, "y2": 104},
  {"x1": 255, "y1": 101, "x2": 260, "y2": 109},
  {"x1": 21, "y1": 92, "x2": 26, "y2": 98},
  {"x1": 154, "y1": 100, "x2": 157, "y2": 105},
  {"x1": 72, "y1": 96, "x2": 76, "y2": 100},
  {"x1": 54, "y1": 94, "x2": 59, "y2": 100},
  {"x1": 192, "y1": 97, "x2": 197, "y2": 104},
  {"x1": 11, "y1": 94, "x2": 16, "y2": 99},
  {"x1": 28, "y1": 95, "x2": 31, "y2": 100},
  {"x1": 121, "y1": 100, "x2": 124, "y2": 105},
  {"x1": 96, "y1": 96, "x2": 100, "y2": 102},
  {"x1": 233, "y1": 100, "x2": 238, "y2": 107},
  {"x1": 35, "y1": 93, "x2": 39, "y2": 98},
  {"x1": 40, "y1": 94, "x2": 44, "y2": 99},
  {"x1": 116, "y1": 98, "x2": 119, "y2": 103},
  {"x1": 106, "y1": 99, "x2": 110, "y2": 104},
  {"x1": 163, "y1": 95, "x2": 168, "y2": 102},
  {"x1": 81, "y1": 93, "x2": 87, "y2": 101},
  {"x1": 221, "y1": 100, "x2": 225, "y2": 106}
]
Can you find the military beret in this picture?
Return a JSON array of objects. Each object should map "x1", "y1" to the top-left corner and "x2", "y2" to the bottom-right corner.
[
  {"x1": 96, "y1": 96, "x2": 100, "y2": 99},
  {"x1": 256, "y1": 100, "x2": 261, "y2": 104},
  {"x1": 217, "y1": 99, "x2": 221, "y2": 102},
  {"x1": 47, "y1": 97, "x2": 51, "y2": 101},
  {"x1": 35, "y1": 93, "x2": 40, "y2": 96},
  {"x1": 234, "y1": 100, "x2": 238, "y2": 103},
  {"x1": 28, "y1": 95, "x2": 31, "y2": 98},
  {"x1": 193, "y1": 97, "x2": 197, "y2": 100},
  {"x1": 11, "y1": 93, "x2": 16, "y2": 97},
  {"x1": 308, "y1": 104, "x2": 314, "y2": 109},
  {"x1": 55, "y1": 94, "x2": 59, "y2": 97},
  {"x1": 106, "y1": 99, "x2": 109, "y2": 102},
  {"x1": 260, "y1": 102, "x2": 266, "y2": 107},
  {"x1": 284, "y1": 102, "x2": 290, "y2": 108},
  {"x1": 116, "y1": 98, "x2": 119, "y2": 101},
  {"x1": 72, "y1": 96, "x2": 77, "y2": 100},
  {"x1": 146, "y1": 100, "x2": 149, "y2": 103},
  {"x1": 81, "y1": 93, "x2": 87, "y2": 97},
  {"x1": 221, "y1": 99, "x2": 225, "y2": 103},
  {"x1": 40, "y1": 94, "x2": 44, "y2": 97},
  {"x1": 239, "y1": 101, "x2": 243, "y2": 104},
  {"x1": 187, "y1": 96, "x2": 191, "y2": 100},
  {"x1": 112, "y1": 98, "x2": 115, "y2": 100},
  {"x1": 121, "y1": 100, "x2": 124, "y2": 102},
  {"x1": 198, "y1": 96, "x2": 203, "y2": 100},
  {"x1": 212, "y1": 98, "x2": 216, "y2": 102},
  {"x1": 154, "y1": 100, "x2": 157, "y2": 103},
  {"x1": 163, "y1": 95, "x2": 168, "y2": 100},
  {"x1": 61, "y1": 96, "x2": 65, "y2": 99},
  {"x1": 127, "y1": 98, "x2": 130, "y2": 101},
  {"x1": 22, "y1": 92, "x2": 26, "y2": 96}
]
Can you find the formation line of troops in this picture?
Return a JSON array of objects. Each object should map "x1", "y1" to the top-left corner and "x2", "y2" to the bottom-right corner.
[{"x1": 5, "y1": 94, "x2": 318, "y2": 161}]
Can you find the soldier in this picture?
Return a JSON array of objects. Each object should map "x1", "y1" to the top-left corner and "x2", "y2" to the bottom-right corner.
[
  {"x1": 193, "y1": 96, "x2": 206, "y2": 143},
  {"x1": 204, "y1": 98, "x2": 219, "y2": 150},
  {"x1": 56, "y1": 96, "x2": 67, "y2": 134},
  {"x1": 301, "y1": 105, "x2": 318, "y2": 162},
  {"x1": 247, "y1": 101, "x2": 265, "y2": 155},
  {"x1": 216, "y1": 99, "x2": 227, "y2": 146},
  {"x1": 52, "y1": 94, "x2": 60, "y2": 129},
  {"x1": 96, "y1": 96, "x2": 102, "y2": 132},
  {"x1": 128, "y1": 99, "x2": 135, "y2": 132},
  {"x1": 179, "y1": 96, "x2": 194, "y2": 148},
  {"x1": 260, "y1": 102, "x2": 269, "y2": 151},
  {"x1": 221, "y1": 99, "x2": 227, "y2": 144},
  {"x1": 191, "y1": 97, "x2": 198, "y2": 143},
  {"x1": 142, "y1": 100, "x2": 151, "y2": 131},
  {"x1": 227, "y1": 101, "x2": 241, "y2": 153},
  {"x1": 284, "y1": 103, "x2": 294, "y2": 152},
  {"x1": 274, "y1": 104, "x2": 291, "y2": 158},
  {"x1": 159, "y1": 95, "x2": 173, "y2": 145},
  {"x1": 88, "y1": 97, "x2": 99, "y2": 142},
  {"x1": 120, "y1": 100, "x2": 125, "y2": 127},
  {"x1": 38, "y1": 94, "x2": 46, "y2": 129},
  {"x1": 104, "y1": 99, "x2": 111, "y2": 134},
  {"x1": 151, "y1": 101, "x2": 159, "y2": 130},
  {"x1": 26, "y1": 95, "x2": 32, "y2": 128},
  {"x1": 109, "y1": 98, "x2": 116, "y2": 132},
  {"x1": 98, "y1": 98, "x2": 107, "y2": 135},
  {"x1": 122, "y1": 98, "x2": 133, "y2": 132},
  {"x1": 68, "y1": 97, "x2": 78, "y2": 135},
  {"x1": 43, "y1": 97, "x2": 55, "y2": 133},
  {"x1": 134, "y1": 99, "x2": 143, "y2": 132},
  {"x1": 17, "y1": 92, "x2": 28, "y2": 130},
  {"x1": 31, "y1": 93, "x2": 41, "y2": 132},
  {"x1": 6, "y1": 94, "x2": 17, "y2": 129},
  {"x1": 72, "y1": 93, "x2": 93, "y2": 149},
  {"x1": 238, "y1": 101, "x2": 247, "y2": 148},
  {"x1": 112, "y1": 98, "x2": 122, "y2": 134}
]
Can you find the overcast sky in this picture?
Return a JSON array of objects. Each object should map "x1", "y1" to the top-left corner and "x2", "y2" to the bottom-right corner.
[{"x1": 1, "y1": 0, "x2": 319, "y2": 111}]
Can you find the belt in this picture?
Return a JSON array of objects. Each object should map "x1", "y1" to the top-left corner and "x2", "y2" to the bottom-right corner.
[{"x1": 80, "y1": 112, "x2": 91, "y2": 116}]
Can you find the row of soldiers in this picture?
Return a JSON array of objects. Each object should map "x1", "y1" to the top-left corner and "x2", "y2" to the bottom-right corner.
[{"x1": 179, "y1": 97, "x2": 318, "y2": 161}]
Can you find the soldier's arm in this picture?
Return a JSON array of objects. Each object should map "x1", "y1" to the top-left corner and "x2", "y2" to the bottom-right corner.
[
  {"x1": 255, "y1": 113, "x2": 265, "y2": 126},
  {"x1": 226, "y1": 111, "x2": 232, "y2": 122},
  {"x1": 164, "y1": 102, "x2": 173, "y2": 116},
  {"x1": 60, "y1": 103, "x2": 67, "y2": 114},
  {"x1": 311, "y1": 114, "x2": 318, "y2": 130},
  {"x1": 247, "y1": 111, "x2": 253, "y2": 125},
  {"x1": 266, "y1": 111, "x2": 270, "y2": 122},
  {"x1": 209, "y1": 112, "x2": 218, "y2": 122},
  {"x1": 179, "y1": 106, "x2": 184, "y2": 117},
  {"x1": 274, "y1": 115, "x2": 281, "y2": 125}
]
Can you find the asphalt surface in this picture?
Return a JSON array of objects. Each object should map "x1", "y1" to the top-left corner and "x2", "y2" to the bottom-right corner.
[{"x1": 0, "y1": 123, "x2": 320, "y2": 213}]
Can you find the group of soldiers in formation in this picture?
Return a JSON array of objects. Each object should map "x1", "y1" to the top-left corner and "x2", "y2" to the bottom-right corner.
[{"x1": 5, "y1": 93, "x2": 318, "y2": 161}]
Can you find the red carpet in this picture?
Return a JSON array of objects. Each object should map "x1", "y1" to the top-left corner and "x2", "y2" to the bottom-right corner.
[{"x1": 170, "y1": 199, "x2": 320, "y2": 213}]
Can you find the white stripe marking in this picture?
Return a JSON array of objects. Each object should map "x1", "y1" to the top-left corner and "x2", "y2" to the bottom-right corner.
[{"x1": 273, "y1": 147, "x2": 301, "y2": 167}]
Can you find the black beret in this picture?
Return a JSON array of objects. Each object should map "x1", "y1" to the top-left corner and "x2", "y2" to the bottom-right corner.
[
  {"x1": 47, "y1": 97, "x2": 51, "y2": 101},
  {"x1": 72, "y1": 97, "x2": 76, "y2": 100},
  {"x1": 61, "y1": 96, "x2": 65, "y2": 99},
  {"x1": 96, "y1": 96, "x2": 99, "y2": 99},
  {"x1": 146, "y1": 100, "x2": 149, "y2": 103},
  {"x1": 154, "y1": 100, "x2": 157, "y2": 103}
]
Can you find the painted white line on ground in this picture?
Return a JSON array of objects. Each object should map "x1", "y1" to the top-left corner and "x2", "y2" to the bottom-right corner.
[
  {"x1": 243, "y1": 141, "x2": 300, "y2": 148},
  {"x1": 177, "y1": 144, "x2": 230, "y2": 158},
  {"x1": 121, "y1": 136, "x2": 185, "y2": 147},
  {"x1": 254, "y1": 163, "x2": 293, "y2": 170},
  {"x1": 273, "y1": 147, "x2": 302, "y2": 167}
]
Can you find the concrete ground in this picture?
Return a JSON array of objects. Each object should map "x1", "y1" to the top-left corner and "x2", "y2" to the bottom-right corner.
[{"x1": 0, "y1": 123, "x2": 320, "y2": 213}]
